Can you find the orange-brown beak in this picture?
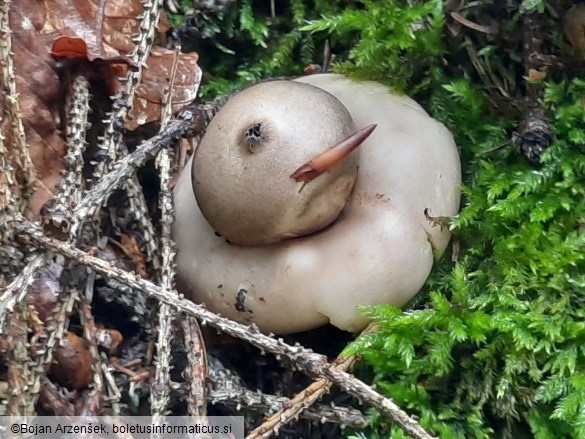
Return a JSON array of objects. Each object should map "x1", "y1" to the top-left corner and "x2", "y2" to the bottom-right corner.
[{"x1": 290, "y1": 124, "x2": 377, "y2": 185}]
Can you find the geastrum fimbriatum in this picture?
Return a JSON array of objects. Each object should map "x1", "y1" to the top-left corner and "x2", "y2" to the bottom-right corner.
[{"x1": 173, "y1": 74, "x2": 461, "y2": 334}]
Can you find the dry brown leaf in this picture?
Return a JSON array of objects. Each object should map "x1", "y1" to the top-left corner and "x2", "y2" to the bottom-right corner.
[
  {"x1": 119, "y1": 234, "x2": 148, "y2": 277},
  {"x1": 126, "y1": 47, "x2": 202, "y2": 130},
  {"x1": 49, "y1": 332, "x2": 93, "y2": 390},
  {"x1": 2, "y1": 0, "x2": 200, "y2": 218},
  {"x1": 42, "y1": 0, "x2": 143, "y2": 58},
  {"x1": 565, "y1": 4, "x2": 585, "y2": 53},
  {"x1": 527, "y1": 68, "x2": 547, "y2": 82},
  {"x1": 95, "y1": 326, "x2": 123, "y2": 354}
]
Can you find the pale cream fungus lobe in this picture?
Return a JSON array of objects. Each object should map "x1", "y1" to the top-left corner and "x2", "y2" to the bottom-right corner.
[{"x1": 174, "y1": 74, "x2": 462, "y2": 334}]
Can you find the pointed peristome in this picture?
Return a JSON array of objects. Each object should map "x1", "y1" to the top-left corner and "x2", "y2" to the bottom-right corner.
[{"x1": 290, "y1": 124, "x2": 377, "y2": 184}]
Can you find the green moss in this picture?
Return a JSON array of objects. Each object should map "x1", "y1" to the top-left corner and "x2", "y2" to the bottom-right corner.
[
  {"x1": 334, "y1": 3, "x2": 585, "y2": 435},
  {"x1": 302, "y1": 0, "x2": 444, "y2": 92},
  {"x1": 190, "y1": 0, "x2": 585, "y2": 437},
  {"x1": 347, "y1": 76, "x2": 585, "y2": 438},
  {"x1": 172, "y1": 0, "x2": 358, "y2": 98}
]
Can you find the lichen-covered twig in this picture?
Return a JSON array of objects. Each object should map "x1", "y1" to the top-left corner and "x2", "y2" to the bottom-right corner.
[
  {"x1": 1, "y1": 77, "x2": 90, "y2": 330},
  {"x1": 77, "y1": 296, "x2": 105, "y2": 414},
  {"x1": 0, "y1": 0, "x2": 36, "y2": 200},
  {"x1": 5, "y1": 311, "x2": 33, "y2": 415},
  {"x1": 70, "y1": 117, "x2": 191, "y2": 238},
  {"x1": 151, "y1": 48, "x2": 207, "y2": 418},
  {"x1": 180, "y1": 316, "x2": 207, "y2": 416},
  {"x1": 207, "y1": 356, "x2": 366, "y2": 428},
  {"x1": 0, "y1": 0, "x2": 28, "y2": 285},
  {"x1": 0, "y1": 230, "x2": 25, "y2": 286},
  {"x1": 0, "y1": 254, "x2": 46, "y2": 330},
  {"x1": 150, "y1": 134, "x2": 174, "y2": 414},
  {"x1": 1, "y1": 79, "x2": 95, "y2": 413},
  {"x1": 10, "y1": 215, "x2": 436, "y2": 439},
  {"x1": 210, "y1": 387, "x2": 366, "y2": 428},
  {"x1": 0, "y1": 125, "x2": 19, "y2": 216},
  {"x1": 93, "y1": 0, "x2": 165, "y2": 174},
  {"x1": 26, "y1": 287, "x2": 77, "y2": 414},
  {"x1": 247, "y1": 324, "x2": 377, "y2": 438},
  {"x1": 91, "y1": 0, "x2": 166, "y2": 275},
  {"x1": 150, "y1": 48, "x2": 181, "y2": 419},
  {"x1": 43, "y1": 76, "x2": 91, "y2": 232}
]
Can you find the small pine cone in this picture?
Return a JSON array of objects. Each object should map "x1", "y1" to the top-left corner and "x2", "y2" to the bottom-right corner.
[{"x1": 512, "y1": 107, "x2": 553, "y2": 163}]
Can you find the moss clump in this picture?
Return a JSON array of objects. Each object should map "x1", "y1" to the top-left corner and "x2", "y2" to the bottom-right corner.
[
  {"x1": 171, "y1": 0, "x2": 358, "y2": 98},
  {"x1": 185, "y1": 0, "x2": 585, "y2": 437},
  {"x1": 301, "y1": 0, "x2": 444, "y2": 93},
  {"x1": 348, "y1": 76, "x2": 585, "y2": 438}
]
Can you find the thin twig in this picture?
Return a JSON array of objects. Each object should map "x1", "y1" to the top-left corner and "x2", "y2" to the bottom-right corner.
[
  {"x1": 530, "y1": 53, "x2": 585, "y2": 69},
  {"x1": 0, "y1": 254, "x2": 46, "y2": 330},
  {"x1": 93, "y1": 0, "x2": 165, "y2": 175},
  {"x1": 1, "y1": 77, "x2": 90, "y2": 330},
  {"x1": 157, "y1": 45, "x2": 207, "y2": 418},
  {"x1": 450, "y1": 11, "x2": 497, "y2": 35},
  {"x1": 5, "y1": 311, "x2": 32, "y2": 415},
  {"x1": 10, "y1": 215, "x2": 436, "y2": 439},
  {"x1": 207, "y1": 357, "x2": 366, "y2": 427},
  {"x1": 0, "y1": 0, "x2": 28, "y2": 286},
  {"x1": 43, "y1": 76, "x2": 91, "y2": 232},
  {"x1": 90, "y1": 0, "x2": 166, "y2": 276},
  {"x1": 209, "y1": 387, "x2": 366, "y2": 428},
  {"x1": 0, "y1": 122, "x2": 19, "y2": 214},
  {"x1": 26, "y1": 287, "x2": 77, "y2": 414},
  {"x1": 77, "y1": 297, "x2": 104, "y2": 414},
  {"x1": 2, "y1": 79, "x2": 95, "y2": 413},
  {"x1": 180, "y1": 317, "x2": 208, "y2": 416},
  {"x1": 247, "y1": 361, "x2": 356, "y2": 437},
  {"x1": 247, "y1": 324, "x2": 377, "y2": 438},
  {"x1": 0, "y1": 0, "x2": 36, "y2": 200},
  {"x1": 151, "y1": 46, "x2": 182, "y2": 419},
  {"x1": 70, "y1": 117, "x2": 191, "y2": 237}
]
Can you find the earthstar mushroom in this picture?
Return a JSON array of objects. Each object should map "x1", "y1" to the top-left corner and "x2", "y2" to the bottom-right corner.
[
  {"x1": 174, "y1": 74, "x2": 462, "y2": 334},
  {"x1": 192, "y1": 81, "x2": 371, "y2": 246}
]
